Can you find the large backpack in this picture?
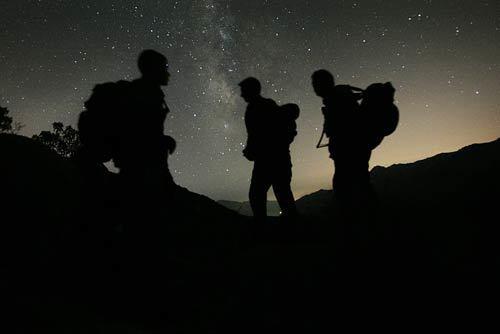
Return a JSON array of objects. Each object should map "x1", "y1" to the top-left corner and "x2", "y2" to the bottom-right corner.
[
  {"x1": 78, "y1": 80, "x2": 132, "y2": 163},
  {"x1": 278, "y1": 103, "x2": 300, "y2": 145},
  {"x1": 360, "y1": 82, "x2": 399, "y2": 150}
]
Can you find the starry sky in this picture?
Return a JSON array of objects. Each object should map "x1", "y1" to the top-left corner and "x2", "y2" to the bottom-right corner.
[{"x1": 1, "y1": 0, "x2": 499, "y2": 201}]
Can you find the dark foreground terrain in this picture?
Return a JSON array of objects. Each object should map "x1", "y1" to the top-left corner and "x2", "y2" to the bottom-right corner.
[{"x1": 1, "y1": 134, "x2": 499, "y2": 333}]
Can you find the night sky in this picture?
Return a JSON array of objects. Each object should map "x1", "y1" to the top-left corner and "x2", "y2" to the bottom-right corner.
[{"x1": 1, "y1": 0, "x2": 499, "y2": 201}]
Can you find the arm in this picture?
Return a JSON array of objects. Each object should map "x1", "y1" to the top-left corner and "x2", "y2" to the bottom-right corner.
[{"x1": 243, "y1": 109, "x2": 257, "y2": 161}]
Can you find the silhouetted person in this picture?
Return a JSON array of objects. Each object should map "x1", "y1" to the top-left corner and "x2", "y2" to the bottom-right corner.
[
  {"x1": 77, "y1": 48, "x2": 177, "y2": 238},
  {"x1": 80, "y1": 50, "x2": 176, "y2": 191},
  {"x1": 239, "y1": 77, "x2": 297, "y2": 219},
  {"x1": 115, "y1": 49, "x2": 176, "y2": 195},
  {"x1": 312, "y1": 69, "x2": 372, "y2": 209}
]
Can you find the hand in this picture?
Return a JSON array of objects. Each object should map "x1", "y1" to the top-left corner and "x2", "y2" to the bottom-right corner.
[
  {"x1": 243, "y1": 147, "x2": 255, "y2": 161},
  {"x1": 163, "y1": 135, "x2": 177, "y2": 154}
]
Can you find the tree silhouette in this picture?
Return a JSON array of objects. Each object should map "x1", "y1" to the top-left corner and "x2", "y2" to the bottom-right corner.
[
  {"x1": 0, "y1": 105, "x2": 23, "y2": 134},
  {"x1": 0, "y1": 106, "x2": 13, "y2": 132},
  {"x1": 32, "y1": 122, "x2": 80, "y2": 158}
]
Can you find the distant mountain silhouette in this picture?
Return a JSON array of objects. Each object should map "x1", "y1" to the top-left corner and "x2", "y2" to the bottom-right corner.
[
  {"x1": 218, "y1": 199, "x2": 282, "y2": 216},
  {"x1": 2, "y1": 133, "x2": 499, "y2": 332}
]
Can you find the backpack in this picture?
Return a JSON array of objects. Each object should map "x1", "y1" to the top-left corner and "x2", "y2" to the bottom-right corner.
[
  {"x1": 278, "y1": 103, "x2": 300, "y2": 145},
  {"x1": 360, "y1": 82, "x2": 399, "y2": 150},
  {"x1": 78, "y1": 80, "x2": 131, "y2": 163}
]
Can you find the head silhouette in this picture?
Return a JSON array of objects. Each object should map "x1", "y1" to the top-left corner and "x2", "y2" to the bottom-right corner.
[
  {"x1": 239, "y1": 77, "x2": 261, "y2": 103},
  {"x1": 312, "y1": 69, "x2": 335, "y2": 98},
  {"x1": 138, "y1": 49, "x2": 170, "y2": 86}
]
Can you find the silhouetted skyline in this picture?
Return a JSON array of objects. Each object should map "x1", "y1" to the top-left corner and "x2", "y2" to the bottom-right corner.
[{"x1": 1, "y1": 0, "x2": 499, "y2": 200}]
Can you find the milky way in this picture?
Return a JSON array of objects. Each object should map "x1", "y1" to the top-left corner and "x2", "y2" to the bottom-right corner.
[{"x1": 1, "y1": 0, "x2": 499, "y2": 200}]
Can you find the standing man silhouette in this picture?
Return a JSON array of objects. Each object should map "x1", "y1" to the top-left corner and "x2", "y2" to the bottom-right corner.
[
  {"x1": 117, "y1": 49, "x2": 176, "y2": 194},
  {"x1": 79, "y1": 49, "x2": 176, "y2": 196},
  {"x1": 239, "y1": 77, "x2": 297, "y2": 219},
  {"x1": 311, "y1": 69, "x2": 371, "y2": 208}
]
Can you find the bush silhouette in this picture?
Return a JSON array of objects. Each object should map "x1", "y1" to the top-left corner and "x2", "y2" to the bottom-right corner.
[
  {"x1": 0, "y1": 105, "x2": 23, "y2": 134},
  {"x1": 32, "y1": 122, "x2": 80, "y2": 158}
]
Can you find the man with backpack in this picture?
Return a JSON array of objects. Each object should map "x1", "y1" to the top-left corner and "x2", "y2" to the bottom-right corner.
[
  {"x1": 118, "y1": 49, "x2": 176, "y2": 193},
  {"x1": 239, "y1": 77, "x2": 298, "y2": 219},
  {"x1": 79, "y1": 49, "x2": 176, "y2": 197},
  {"x1": 311, "y1": 69, "x2": 371, "y2": 208}
]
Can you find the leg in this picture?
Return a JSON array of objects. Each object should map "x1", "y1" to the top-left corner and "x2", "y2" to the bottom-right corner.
[
  {"x1": 249, "y1": 162, "x2": 271, "y2": 219},
  {"x1": 273, "y1": 183, "x2": 297, "y2": 217},
  {"x1": 272, "y1": 163, "x2": 297, "y2": 217}
]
